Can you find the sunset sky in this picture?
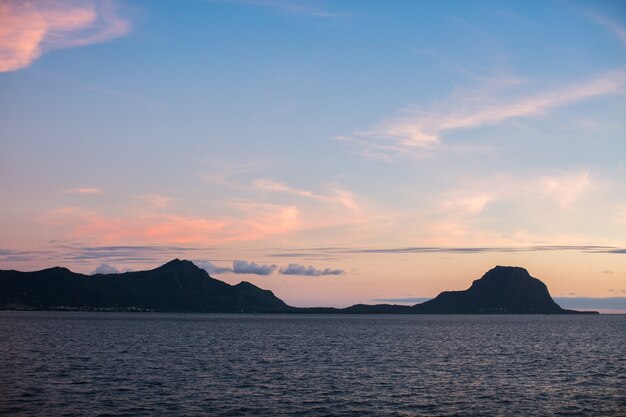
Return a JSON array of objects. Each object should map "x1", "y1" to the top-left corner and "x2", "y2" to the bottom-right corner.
[{"x1": 1, "y1": 0, "x2": 625, "y2": 308}]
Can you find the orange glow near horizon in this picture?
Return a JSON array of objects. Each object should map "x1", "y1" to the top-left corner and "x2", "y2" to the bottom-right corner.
[{"x1": 1, "y1": 0, "x2": 625, "y2": 307}]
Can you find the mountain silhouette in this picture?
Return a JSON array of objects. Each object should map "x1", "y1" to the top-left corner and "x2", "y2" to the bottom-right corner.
[
  {"x1": 0, "y1": 261, "x2": 596, "y2": 313},
  {"x1": 0, "y1": 259, "x2": 287, "y2": 312},
  {"x1": 411, "y1": 266, "x2": 571, "y2": 313}
]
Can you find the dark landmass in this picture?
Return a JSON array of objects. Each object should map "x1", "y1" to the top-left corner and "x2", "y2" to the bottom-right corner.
[
  {"x1": 280, "y1": 266, "x2": 597, "y2": 314},
  {"x1": 418, "y1": 266, "x2": 578, "y2": 313},
  {"x1": 0, "y1": 261, "x2": 597, "y2": 314},
  {"x1": 0, "y1": 259, "x2": 287, "y2": 313}
]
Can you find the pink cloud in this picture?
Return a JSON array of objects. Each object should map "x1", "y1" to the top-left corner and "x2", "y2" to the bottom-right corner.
[
  {"x1": 64, "y1": 187, "x2": 103, "y2": 195},
  {"x1": 133, "y1": 193, "x2": 171, "y2": 208},
  {"x1": 250, "y1": 181, "x2": 389, "y2": 240},
  {"x1": 39, "y1": 181, "x2": 389, "y2": 247},
  {"x1": 253, "y1": 179, "x2": 315, "y2": 198},
  {"x1": 42, "y1": 204, "x2": 300, "y2": 245},
  {"x1": 0, "y1": 0, "x2": 130, "y2": 73}
]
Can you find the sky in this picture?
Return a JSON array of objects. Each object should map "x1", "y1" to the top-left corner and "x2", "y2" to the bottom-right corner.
[{"x1": 1, "y1": 0, "x2": 625, "y2": 309}]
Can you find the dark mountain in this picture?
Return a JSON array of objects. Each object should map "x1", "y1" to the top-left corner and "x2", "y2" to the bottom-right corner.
[
  {"x1": 0, "y1": 261, "x2": 596, "y2": 313},
  {"x1": 410, "y1": 266, "x2": 592, "y2": 314},
  {"x1": 292, "y1": 266, "x2": 595, "y2": 314},
  {"x1": 0, "y1": 259, "x2": 287, "y2": 312}
]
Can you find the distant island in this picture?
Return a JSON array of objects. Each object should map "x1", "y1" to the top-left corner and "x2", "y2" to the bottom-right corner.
[{"x1": 0, "y1": 260, "x2": 597, "y2": 314}]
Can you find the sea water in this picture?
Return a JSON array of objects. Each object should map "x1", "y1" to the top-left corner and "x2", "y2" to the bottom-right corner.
[{"x1": 1, "y1": 312, "x2": 624, "y2": 416}]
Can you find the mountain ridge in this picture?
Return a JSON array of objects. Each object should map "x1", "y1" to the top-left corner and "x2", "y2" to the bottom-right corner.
[
  {"x1": 0, "y1": 258, "x2": 288, "y2": 313},
  {"x1": 0, "y1": 260, "x2": 597, "y2": 314}
]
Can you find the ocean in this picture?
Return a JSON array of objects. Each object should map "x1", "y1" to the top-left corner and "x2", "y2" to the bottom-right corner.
[{"x1": 1, "y1": 312, "x2": 624, "y2": 416}]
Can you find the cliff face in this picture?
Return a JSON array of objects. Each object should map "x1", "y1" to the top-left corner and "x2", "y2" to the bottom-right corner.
[
  {"x1": 0, "y1": 259, "x2": 288, "y2": 312},
  {"x1": 412, "y1": 266, "x2": 568, "y2": 314}
]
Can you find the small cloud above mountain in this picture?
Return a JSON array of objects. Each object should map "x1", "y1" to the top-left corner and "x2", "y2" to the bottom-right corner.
[
  {"x1": 233, "y1": 260, "x2": 277, "y2": 275},
  {"x1": 195, "y1": 260, "x2": 233, "y2": 275},
  {"x1": 91, "y1": 263, "x2": 119, "y2": 275},
  {"x1": 279, "y1": 263, "x2": 344, "y2": 276}
]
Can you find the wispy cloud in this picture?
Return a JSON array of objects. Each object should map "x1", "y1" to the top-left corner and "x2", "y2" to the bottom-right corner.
[
  {"x1": 198, "y1": 157, "x2": 392, "y2": 241},
  {"x1": 279, "y1": 263, "x2": 343, "y2": 276},
  {"x1": 39, "y1": 245, "x2": 204, "y2": 268},
  {"x1": 64, "y1": 187, "x2": 103, "y2": 195},
  {"x1": 133, "y1": 193, "x2": 171, "y2": 208},
  {"x1": 32, "y1": 70, "x2": 165, "y2": 110},
  {"x1": 0, "y1": 245, "x2": 206, "y2": 268},
  {"x1": 43, "y1": 203, "x2": 299, "y2": 245},
  {"x1": 254, "y1": 179, "x2": 370, "y2": 211},
  {"x1": 442, "y1": 194, "x2": 493, "y2": 216},
  {"x1": 0, "y1": 0, "x2": 130, "y2": 73},
  {"x1": 198, "y1": 159, "x2": 269, "y2": 188},
  {"x1": 233, "y1": 260, "x2": 276, "y2": 275},
  {"x1": 343, "y1": 71, "x2": 626, "y2": 159},
  {"x1": 40, "y1": 176, "x2": 391, "y2": 250},
  {"x1": 540, "y1": 171, "x2": 591, "y2": 208},
  {"x1": 440, "y1": 171, "x2": 593, "y2": 216},
  {"x1": 66, "y1": 245, "x2": 203, "y2": 261},
  {"x1": 215, "y1": 0, "x2": 340, "y2": 18},
  {"x1": 253, "y1": 179, "x2": 315, "y2": 198},
  {"x1": 402, "y1": 170, "x2": 602, "y2": 247},
  {"x1": 0, "y1": 248, "x2": 54, "y2": 263},
  {"x1": 252, "y1": 179, "x2": 390, "y2": 237},
  {"x1": 587, "y1": 12, "x2": 626, "y2": 46},
  {"x1": 350, "y1": 245, "x2": 623, "y2": 254},
  {"x1": 271, "y1": 245, "x2": 625, "y2": 256}
]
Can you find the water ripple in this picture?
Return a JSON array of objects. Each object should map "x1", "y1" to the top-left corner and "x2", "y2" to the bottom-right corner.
[{"x1": 0, "y1": 313, "x2": 624, "y2": 416}]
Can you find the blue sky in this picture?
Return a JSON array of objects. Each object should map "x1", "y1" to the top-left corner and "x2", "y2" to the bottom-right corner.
[{"x1": 1, "y1": 0, "x2": 625, "y2": 307}]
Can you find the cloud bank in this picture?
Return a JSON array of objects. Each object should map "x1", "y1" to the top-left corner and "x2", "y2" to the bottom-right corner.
[
  {"x1": 197, "y1": 260, "x2": 345, "y2": 276},
  {"x1": 554, "y1": 297, "x2": 626, "y2": 312}
]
